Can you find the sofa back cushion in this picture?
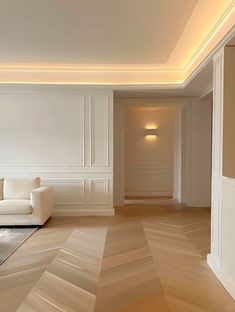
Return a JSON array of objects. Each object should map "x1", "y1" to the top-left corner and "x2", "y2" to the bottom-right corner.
[
  {"x1": 0, "y1": 179, "x2": 3, "y2": 200},
  {"x1": 3, "y1": 177, "x2": 41, "y2": 200}
]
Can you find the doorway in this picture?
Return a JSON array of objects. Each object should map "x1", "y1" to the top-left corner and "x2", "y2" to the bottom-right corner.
[{"x1": 113, "y1": 97, "x2": 212, "y2": 209}]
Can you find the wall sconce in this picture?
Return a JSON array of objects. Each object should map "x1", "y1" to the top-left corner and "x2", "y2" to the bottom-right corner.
[
  {"x1": 144, "y1": 127, "x2": 158, "y2": 140},
  {"x1": 145, "y1": 128, "x2": 158, "y2": 136}
]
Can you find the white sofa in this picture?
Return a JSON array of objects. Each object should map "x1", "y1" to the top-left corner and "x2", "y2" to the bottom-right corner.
[{"x1": 0, "y1": 177, "x2": 53, "y2": 226}]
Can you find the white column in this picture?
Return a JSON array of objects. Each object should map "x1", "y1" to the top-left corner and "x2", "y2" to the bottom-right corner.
[{"x1": 207, "y1": 48, "x2": 224, "y2": 267}]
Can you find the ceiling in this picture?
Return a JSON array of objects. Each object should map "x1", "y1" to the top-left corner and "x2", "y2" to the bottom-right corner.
[
  {"x1": 0, "y1": 0, "x2": 234, "y2": 87},
  {"x1": 0, "y1": 0, "x2": 197, "y2": 64}
]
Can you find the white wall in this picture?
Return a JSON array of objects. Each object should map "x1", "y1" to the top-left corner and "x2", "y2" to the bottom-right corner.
[
  {"x1": 221, "y1": 177, "x2": 235, "y2": 293},
  {"x1": 125, "y1": 106, "x2": 174, "y2": 197},
  {"x1": 0, "y1": 86, "x2": 114, "y2": 216}
]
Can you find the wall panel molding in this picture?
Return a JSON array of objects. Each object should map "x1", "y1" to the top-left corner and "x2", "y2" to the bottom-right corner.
[
  {"x1": 43, "y1": 179, "x2": 86, "y2": 205},
  {"x1": 0, "y1": 91, "x2": 87, "y2": 167},
  {"x1": 77, "y1": 95, "x2": 86, "y2": 167},
  {"x1": 90, "y1": 93, "x2": 110, "y2": 167},
  {"x1": 126, "y1": 163, "x2": 173, "y2": 175},
  {"x1": 89, "y1": 179, "x2": 110, "y2": 204},
  {"x1": 0, "y1": 166, "x2": 113, "y2": 174},
  {"x1": 125, "y1": 163, "x2": 173, "y2": 197}
]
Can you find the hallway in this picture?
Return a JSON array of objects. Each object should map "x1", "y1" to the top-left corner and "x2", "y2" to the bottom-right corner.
[{"x1": 1, "y1": 205, "x2": 235, "y2": 312}]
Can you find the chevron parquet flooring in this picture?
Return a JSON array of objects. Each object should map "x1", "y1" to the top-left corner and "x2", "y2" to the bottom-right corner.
[
  {"x1": 18, "y1": 219, "x2": 107, "y2": 312},
  {"x1": 1, "y1": 204, "x2": 235, "y2": 312},
  {"x1": 144, "y1": 217, "x2": 235, "y2": 311},
  {"x1": 95, "y1": 217, "x2": 170, "y2": 312}
]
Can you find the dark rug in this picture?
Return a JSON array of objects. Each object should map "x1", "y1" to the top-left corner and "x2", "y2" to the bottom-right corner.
[{"x1": 0, "y1": 227, "x2": 38, "y2": 264}]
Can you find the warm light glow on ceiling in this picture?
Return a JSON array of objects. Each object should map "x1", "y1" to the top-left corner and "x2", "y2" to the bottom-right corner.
[{"x1": 0, "y1": 1, "x2": 234, "y2": 85}]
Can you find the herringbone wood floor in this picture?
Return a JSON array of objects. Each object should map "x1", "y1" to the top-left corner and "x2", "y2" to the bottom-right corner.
[{"x1": 0, "y1": 202, "x2": 235, "y2": 312}]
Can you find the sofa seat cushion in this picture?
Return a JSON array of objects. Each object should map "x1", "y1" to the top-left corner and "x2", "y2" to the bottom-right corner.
[
  {"x1": 0, "y1": 200, "x2": 32, "y2": 215},
  {"x1": 3, "y1": 177, "x2": 40, "y2": 200}
]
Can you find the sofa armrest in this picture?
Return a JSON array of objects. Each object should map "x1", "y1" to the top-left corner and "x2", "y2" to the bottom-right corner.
[{"x1": 30, "y1": 186, "x2": 53, "y2": 225}]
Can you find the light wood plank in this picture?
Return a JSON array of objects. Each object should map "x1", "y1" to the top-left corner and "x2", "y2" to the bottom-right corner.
[
  {"x1": 17, "y1": 218, "x2": 107, "y2": 312},
  {"x1": 95, "y1": 218, "x2": 170, "y2": 312},
  {"x1": 143, "y1": 214, "x2": 235, "y2": 312}
]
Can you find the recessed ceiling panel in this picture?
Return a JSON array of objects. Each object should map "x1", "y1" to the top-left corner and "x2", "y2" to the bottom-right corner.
[{"x1": 0, "y1": 0, "x2": 197, "y2": 64}]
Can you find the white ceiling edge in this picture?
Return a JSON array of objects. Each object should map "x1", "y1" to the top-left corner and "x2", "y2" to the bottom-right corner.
[
  {"x1": 0, "y1": 51, "x2": 214, "y2": 97},
  {"x1": 0, "y1": 63, "x2": 213, "y2": 98}
]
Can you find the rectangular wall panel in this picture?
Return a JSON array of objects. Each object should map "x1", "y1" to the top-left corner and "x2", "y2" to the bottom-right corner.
[
  {"x1": 43, "y1": 180, "x2": 85, "y2": 205},
  {"x1": 90, "y1": 93, "x2": 110, "y2": 167},
  {"x1": 0, "y1": 91, "x2": 85, "y2": 167},
  {"x1": 90, "y1": 179, "x2": 110, "y2": 204},
  {"x1": 125, "y1": 164, "x2": 173, "y2": 197}
]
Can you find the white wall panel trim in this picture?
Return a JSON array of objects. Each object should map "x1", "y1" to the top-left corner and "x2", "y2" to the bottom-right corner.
[
  {"x1": 90, "y1": 94, "x2": 110, "y2": 167},
  {"x1": 0, "y1": 167, "x2": 113, "y2": 175},
  {"x1": 77, "y1": 95, "x2": 85, "y2": 166},
  {"x1": 126, "y1": 164, "x2": 173, "y2": 175},
  {"x1": 210, "y1": 49, "x2": 224, "y2": 267},
  {"x1": 126, "y1": 191, "x2": 172, "y2": 197},
  {"x1": 89, "y1": 179, "x2": 111, "y2": 204},
  {"x1": 53, "y1": 206, "x2": 115, "y2": 216},
  {"x1": 207, "y1": 254, "x2": 235, "y2": 300}
]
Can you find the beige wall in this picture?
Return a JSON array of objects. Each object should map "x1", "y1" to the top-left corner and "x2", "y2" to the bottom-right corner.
[
  {"x1": 186, "y1": 99, "x2": 212, "y2": 207},
  {"x1": 125, "y1": 106, "x2": 174, "y2": 197},
  {"x1": 223, "y1": 46, "x2": 235, "y2": 178},
  {"x1": 221, "y1": 178, "x2": 235, "y2": 283},
  {"x1": 221, "y1": 47, "x2": 235, "y2": 296},
  {"x1": 209, "y1": 47, "x2": 235, "y2": 299}
]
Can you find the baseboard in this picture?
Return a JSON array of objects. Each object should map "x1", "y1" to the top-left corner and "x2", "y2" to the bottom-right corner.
[
  {"x1": 113, "y1": 199, "x2": 125, "y2": 207},
  {"x1": 125, "y1": 191, "x2": 173, "y2": 197},
  {"x1": 207, "y1": 254, "x2": 235, "y2": 299},
  {"x1": 53, "y1": 206, "x2": 115, "y2": 216},
  {"x1": 187, "y1": 202, "x2": 211, "y2": 208}
]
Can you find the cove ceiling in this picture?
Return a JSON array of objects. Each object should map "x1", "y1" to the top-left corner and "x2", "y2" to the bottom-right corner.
[{"x1": 0, "y1": 0, "x2": 235, "y2": 85}]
